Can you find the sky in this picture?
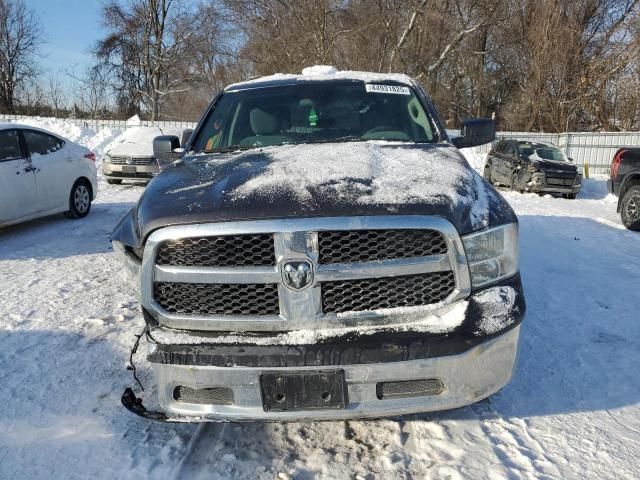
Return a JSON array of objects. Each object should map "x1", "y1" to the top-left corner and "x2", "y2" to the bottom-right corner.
[{"x1": 26, "y1": 0, "x2": 104, "y2": 76}]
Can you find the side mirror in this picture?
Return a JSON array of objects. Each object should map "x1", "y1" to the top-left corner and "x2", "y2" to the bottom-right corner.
[
  {"x1": 153, "y1": 135, "x2": 181, "y2": 167},
  {"x1": 568, "y1": 157, "x2": 574, "y2": 162},
  {"x1": 181, "y1": 129, "x2": 194, "y2": 148},
  {"x1": 451, "y1": 118, "x2": 496, "y2": 149}
]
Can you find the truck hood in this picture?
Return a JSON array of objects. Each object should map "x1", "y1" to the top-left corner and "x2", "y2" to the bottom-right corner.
[{"x1": 117, "y1": 142, "x2": 516, "y2": 245}]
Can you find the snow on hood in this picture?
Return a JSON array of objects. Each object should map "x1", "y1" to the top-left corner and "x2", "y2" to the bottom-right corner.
[
  {"x1": 528, "y1": 150, "x2": 572, "y2": 166},
  {"x1": 105, "y1": 126, "x2": 185, "y2": 157},
  {"x1": 229, "y1": 142, "x2": 491, "y2": 228},
  {"x1": 227, "y1": 65, "x2": 414, "y2": 90}
]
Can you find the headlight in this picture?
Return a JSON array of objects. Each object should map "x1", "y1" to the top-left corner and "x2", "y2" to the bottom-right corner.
[{"x1": 462, "y1": 223, "x2": 519, "y2": 288}]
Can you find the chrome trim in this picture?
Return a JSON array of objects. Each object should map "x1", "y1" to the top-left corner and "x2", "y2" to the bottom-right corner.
[
  {"x1": 141, "y1": 216, "x2": 471, "y2": 331},
  {"x1": 150, "y1": 325, "x2": 520, "y2": 421},
  {"x1": 154, "y1": 265, "x2": 279, "y2": 284},
  {"x1": 315, "y1": 255, "x2": 450, "y2": 282}
]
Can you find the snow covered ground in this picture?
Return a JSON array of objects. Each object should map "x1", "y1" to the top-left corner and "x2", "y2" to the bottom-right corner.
[{"x1": 1, "y1": 124, "x2": 639, "y2": 479}]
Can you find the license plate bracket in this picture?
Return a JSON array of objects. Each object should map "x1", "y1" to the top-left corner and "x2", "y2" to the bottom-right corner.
[{"x1": 260, "y1": 370, "x2": 348, "y2": 412}]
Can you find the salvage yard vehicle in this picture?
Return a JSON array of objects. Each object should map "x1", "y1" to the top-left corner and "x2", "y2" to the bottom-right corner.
[
  {"x1": 102, "y1": 126, "x2": 190, "y2": 184},
  {"x1": 608, "y1": 147, "x2": 640, "y2": 230},
  {"x1": 112, "y1": 66, "x2": 526, "y2": 422},
  {"x1": 485, "y1": 140, "x2": 582, "y2": 199},
  {"x1": 0, "y1": 124, "x2": 97, "y2": 227}
]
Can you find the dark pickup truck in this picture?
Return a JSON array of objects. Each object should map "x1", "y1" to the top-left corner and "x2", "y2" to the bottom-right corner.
[
  {"x1": 608, "y1": 148, "x2": 640, "y2": 230},
  {"x1": 112, "y1": 67, "x2": 526, "y2": 422}
]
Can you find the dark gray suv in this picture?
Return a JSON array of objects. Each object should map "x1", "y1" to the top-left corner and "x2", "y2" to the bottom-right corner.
[{"x1": 485, "y1": 140, "x2": 582, "y2": 199}]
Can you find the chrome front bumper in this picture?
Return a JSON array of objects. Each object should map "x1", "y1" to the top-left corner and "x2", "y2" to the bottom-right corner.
[
  {"x1": 103, "y1": 161, "x2": 158, "y2": 179},
  {"x1": 150, "y1": 325, "x2": 520, "y2": 421}
]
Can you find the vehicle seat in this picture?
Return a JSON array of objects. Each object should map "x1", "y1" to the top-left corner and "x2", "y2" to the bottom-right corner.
[{"x1": 240, "y1": 107, "x2": 293, "y2": 146}]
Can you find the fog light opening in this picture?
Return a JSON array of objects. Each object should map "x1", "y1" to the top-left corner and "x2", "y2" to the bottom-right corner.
[{"x1": 376, "y1": 379, "x2": 445, "y2": 400}]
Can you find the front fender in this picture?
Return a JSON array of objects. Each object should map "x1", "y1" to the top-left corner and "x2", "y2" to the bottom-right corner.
[{"x1": 111, "y1": 207, "x2": 141, "y2": 247}]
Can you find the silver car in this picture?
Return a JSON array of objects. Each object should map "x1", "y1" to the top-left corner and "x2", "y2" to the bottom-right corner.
[{"x1": 103, "y1": 126, "x2": 189, "y2": 184}]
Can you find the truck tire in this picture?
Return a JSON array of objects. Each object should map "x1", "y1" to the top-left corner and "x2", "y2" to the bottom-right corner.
[
  {"x1": 620, "y1": 185, "x2": 640, "y2": 231},
  {"x1": 64, "y1": 179, "x2": 92, "y2": 219}
]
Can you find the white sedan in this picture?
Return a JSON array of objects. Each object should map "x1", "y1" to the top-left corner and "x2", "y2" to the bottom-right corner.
[{"x1": 0, "y1": 124, "x2": 98, "y2": 228}]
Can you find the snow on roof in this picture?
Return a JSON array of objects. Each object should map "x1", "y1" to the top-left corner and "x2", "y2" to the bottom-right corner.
[{"x1": 226, "y1": 65, "x2": 415, "y2": 91}]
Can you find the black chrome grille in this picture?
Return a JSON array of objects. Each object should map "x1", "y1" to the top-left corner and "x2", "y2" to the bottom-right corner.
[
  {"x1": 156, "y1": 234, "x2": 275, "y2": 267},
  {"x1": 318, "y1": 229, "x2": 447, "y2": 264},
  {"x1": 154, "y1": 282, "x2": 280, "y2": 316},
  {"x1": 173, "y1": 386, "x2": 234, "y2": 405},
  {"x1": 321, "y1": 272, "x2": 455, "y2": 313}
]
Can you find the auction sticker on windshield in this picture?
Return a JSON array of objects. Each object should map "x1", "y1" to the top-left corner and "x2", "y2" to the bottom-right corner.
[{"x1": 365, "y1": 84, "x2": 410, "y2": 95}]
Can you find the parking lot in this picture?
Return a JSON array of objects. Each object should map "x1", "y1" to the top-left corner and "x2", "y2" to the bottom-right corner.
[{"x1": 1, "y1": 157, "x2": 639, "y2": 479}]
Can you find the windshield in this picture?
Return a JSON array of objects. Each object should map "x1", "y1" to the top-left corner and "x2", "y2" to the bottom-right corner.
[
  {"x1": 191, "y1": 82, "x2": 438, "y2": 153},
  {"x1": 519, "y1": 142, "x2": 568, "y2": 162}
]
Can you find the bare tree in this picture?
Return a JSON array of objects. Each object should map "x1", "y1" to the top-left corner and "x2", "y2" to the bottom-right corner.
[
  {"x1": 95, "y1": 0, "x2": 204, "y2": 120},
  {"x1": 0, "y1": 0, "x2": 43, "y2": 114},
  {"x1": 80, "y1": 0, "x2": 640, "y2": 129},
  {"x1": 45, "y1": 74, "x2": 68, "y2": 117}
]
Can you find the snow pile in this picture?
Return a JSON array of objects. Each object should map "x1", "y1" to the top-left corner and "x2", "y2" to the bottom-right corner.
[
  {"x1": 459, "y1": 146, "x2": 488, "y2": 171},
  {"x1": 126, "y1": 114, "x2": 142, "y2": 126},
  {"x1": 85, "y1": 128, "x2": 123, "y2": 158},
  {"x1": 15, "y1": 116, "x2": 96, "y2": 146},
  {"x1": 579, "y1": 175, "x2": 618, "y2": 203},
  {"x1": 301, "y1": 65, "x2": 338, "y2": 76}
]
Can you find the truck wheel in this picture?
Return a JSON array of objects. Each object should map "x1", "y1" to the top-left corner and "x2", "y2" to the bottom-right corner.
[
  {"x1": 620, "y1": 185, "x2": 640, "y2": 231},
  {"x1": 64, "y1": 180, "x2": 92, "y2": 219},
  {"x1": 483, "y1": 165, "x2": 492, "y2": 184},
  {"x1": 107, "y1": 179, "x2": 122, "y2": 185}
]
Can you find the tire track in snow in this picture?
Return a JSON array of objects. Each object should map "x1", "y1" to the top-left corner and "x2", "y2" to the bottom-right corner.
[{"x1": 470, "y1": 400, "x2": 561, "y2": 479}]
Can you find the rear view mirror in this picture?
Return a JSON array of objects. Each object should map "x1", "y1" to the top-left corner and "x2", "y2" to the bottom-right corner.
[
  {"x1": 153, "y1": 135, "x2": 181, "y2": 167},
  {"x1": 451, "y1": 118, "x2": 496, "y2": 149},
  {"x1": 181, "y1": 129, "x2": 194, "y2": 148}
]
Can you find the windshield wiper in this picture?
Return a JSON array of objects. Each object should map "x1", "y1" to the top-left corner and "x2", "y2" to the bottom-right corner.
[
  {"x1": 202, "y1": 144, "x2": 256, "y2": 154},
  {"x1": 302, "y1": 136, "x2": 363, "y2": 144}
]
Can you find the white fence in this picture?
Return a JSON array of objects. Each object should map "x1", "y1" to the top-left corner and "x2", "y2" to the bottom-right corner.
[
  {"x1": 478, "y1": 131, "x2": 640, "y2": 175},
  {"x1": 0, "y1": 114, "x2": 197, "y2": 133}
]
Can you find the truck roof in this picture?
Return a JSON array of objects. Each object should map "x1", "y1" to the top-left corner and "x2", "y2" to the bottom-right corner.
[{"x1": 225, "y1": 65, "x2": 415, "y2": 92}]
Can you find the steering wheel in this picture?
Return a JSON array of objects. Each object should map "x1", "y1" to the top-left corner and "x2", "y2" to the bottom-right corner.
[
  {"x1": 362, "y1": 125, "x2": 411, "y2": 141},
  {"x1": 364, "y1": 125, "x2": 397, "y2": 135}
]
